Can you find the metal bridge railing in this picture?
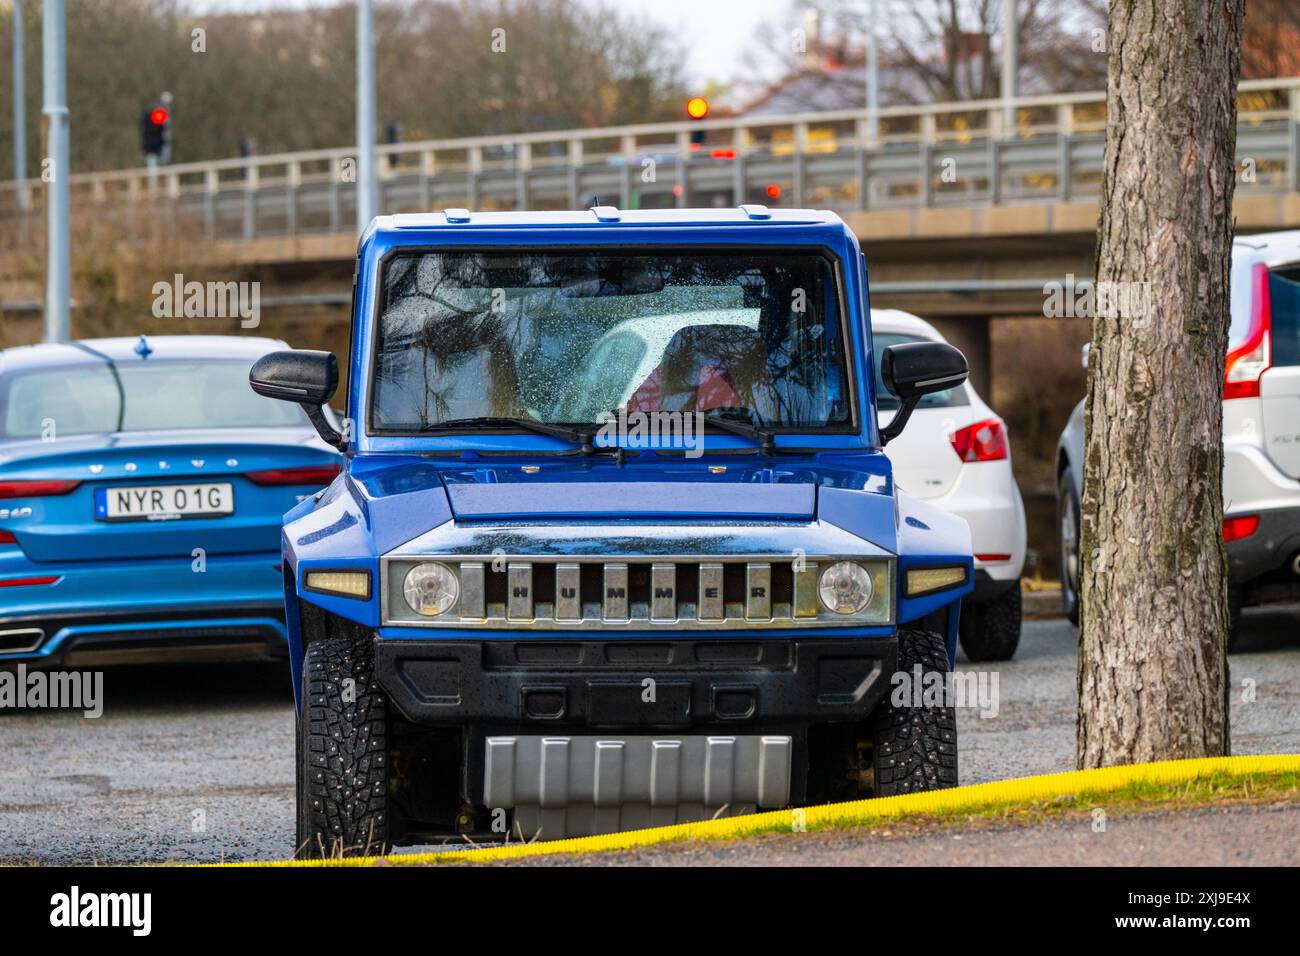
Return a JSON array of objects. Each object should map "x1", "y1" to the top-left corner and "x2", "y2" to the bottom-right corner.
[{"x1": 1, "y1": 78, "x2": 1297, "y2": 245}]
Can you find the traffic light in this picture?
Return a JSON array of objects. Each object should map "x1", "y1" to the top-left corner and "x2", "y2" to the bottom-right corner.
[
  {"x1": 686, "y1": 96, "x2": 708, "y2": 150},
  {"x1": 140, "y1": 105, "x2": 169, "y2": 158},
  {"x1": 385, "y1": 121, "x2": 403, "y2": 169}
]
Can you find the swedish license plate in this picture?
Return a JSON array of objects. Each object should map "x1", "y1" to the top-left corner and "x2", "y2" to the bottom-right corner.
[{"x1": 95, "y1": 483, "x2": 234, "y2": 521}]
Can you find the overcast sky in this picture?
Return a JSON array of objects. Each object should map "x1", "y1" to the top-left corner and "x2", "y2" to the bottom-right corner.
[
  {"x1": 591, "y1": 0, "x2": 793, "y2": 85},
  {"x1": 194, "y1": 0, "x2": 796, "y2": 86}
]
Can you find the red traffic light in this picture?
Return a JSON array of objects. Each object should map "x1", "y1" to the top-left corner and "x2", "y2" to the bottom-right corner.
[
  {"x1": 686, "y1": 96, "x2": 709, "y2": 120},
  {"x1": 766, "y1": 184, "x2": 782, "y2": 199},
  {"x1": 150, "y1": 107, "x2": 169, "y2": 126}
]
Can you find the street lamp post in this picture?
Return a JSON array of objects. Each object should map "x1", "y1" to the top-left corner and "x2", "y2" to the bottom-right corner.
[
  {"x1": 865, "y1": 0, "x2": 879, "y2": 143},
  {"x1": 1001, "y1": 0, "x2": 1018, "y2": 133},
  {"x1": 12, "y1": 1, "x2": 26, "y2": 193},
  {"x1": 43, "y1": 0, "x2": 70, "y2": 344},
  {"x1": 356, "y1": 0, "x2": 377, "y2": 234}
]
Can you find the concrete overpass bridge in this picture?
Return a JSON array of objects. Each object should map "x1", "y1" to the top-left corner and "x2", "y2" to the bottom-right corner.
[{"x1": 2, "y1": 77, "x2": 1299, "y2": 391}]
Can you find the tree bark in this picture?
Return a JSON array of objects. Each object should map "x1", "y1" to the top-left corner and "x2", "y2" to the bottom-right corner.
[{"x1": 1077, "y1": 0, "x2": 1242, "y2": 767}]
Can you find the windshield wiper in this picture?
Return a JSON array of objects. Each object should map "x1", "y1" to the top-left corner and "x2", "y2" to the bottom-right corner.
[
  {"x1": 432, "y1": 416, "x2": 595, "y2": 453},
  {"x1": 71, "y1": 341, "x2": 126, "y2": 432},
  {"x1": 702, "y1": 409, "x2": 776, "y2": 456}
]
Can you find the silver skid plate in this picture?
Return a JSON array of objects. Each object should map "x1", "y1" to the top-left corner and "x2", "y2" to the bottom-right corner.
[{"x1": 483, "y1": 735, "x2": 793, "y2": 840}]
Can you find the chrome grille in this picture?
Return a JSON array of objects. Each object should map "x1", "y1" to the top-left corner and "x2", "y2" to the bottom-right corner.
[
  {"x1": 555, "y1": 562, "x2": 581, "y2": 622},
  {"x1": 459, "y1": 562, "x2": 486, "y2": 619},
  {"x1": 507, "y1": 562, "x2": 533, "y2": 622},
  {"x1": 603, "y1": 563, "x2": 629, "y2": 623},
  {"x1": 698, "y1": 562, "x2": 724, "y2": 622},
  {"x1": 382, "y1": 554, "x2": 894, "y2": 629},
  {"x1": 650, "y1": 563, "x2": 676, "y2": 623},
  {"x1": 745, "y1": 563, "x2": 772, "y2": 621}
]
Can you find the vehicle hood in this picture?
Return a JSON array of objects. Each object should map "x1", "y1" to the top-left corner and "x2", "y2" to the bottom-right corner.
[
  {"x1": 442, "y1": 468, "x2": 819, "y2": 521},
  {"x1": 341, "y1": 454, "x2": 900, "y2": 556}
]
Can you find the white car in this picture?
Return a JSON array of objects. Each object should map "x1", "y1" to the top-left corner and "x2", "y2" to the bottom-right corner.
[
  {"x1": 872, "y1": 308, "x2": 1028, "y2": 660},
  {"x1": 1057, "y1": 231, "x2": 1300, "y2": 647}
]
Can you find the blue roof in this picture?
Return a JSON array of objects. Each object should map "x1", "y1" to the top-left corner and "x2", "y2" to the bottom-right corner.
[
  {"x1": 0, "y1": 335, "x2": 288, "y2": 372},
  {"x1": 366, "y1": 206, "x2": 844, "y2": 239}
]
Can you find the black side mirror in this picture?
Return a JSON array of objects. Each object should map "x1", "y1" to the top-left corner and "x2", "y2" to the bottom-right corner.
[
  {"x1": 250, "y1": 350, "x2": 346, "y2": 451},
  {"x1": 878, "y1": 341, "x2": 968, "y2": 446}
]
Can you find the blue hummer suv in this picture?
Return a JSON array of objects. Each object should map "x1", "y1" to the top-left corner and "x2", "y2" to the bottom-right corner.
[{"x1": 250, "y1": 205, "x2": 975, "y2": 857}]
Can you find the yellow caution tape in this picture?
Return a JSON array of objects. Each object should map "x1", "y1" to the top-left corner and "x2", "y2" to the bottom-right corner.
[{"x1": 238, "y1": 753, "x2": 1300, "y2": 867}]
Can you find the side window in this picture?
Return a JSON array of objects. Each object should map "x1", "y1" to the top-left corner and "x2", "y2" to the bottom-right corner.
[
  {"x1": 1227, "y1": 257, "x2": 1254, "y2": 350},
  {"x1": 1269, "y1": 265, "x2": 1300, "y2": 368}
]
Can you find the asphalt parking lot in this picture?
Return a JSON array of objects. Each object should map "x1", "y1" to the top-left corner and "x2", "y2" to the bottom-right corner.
[{"x1": 1, "y1": 610, "x2": 1296, "y2": 864}]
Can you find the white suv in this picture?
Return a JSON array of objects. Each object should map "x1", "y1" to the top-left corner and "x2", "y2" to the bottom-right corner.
[
  {"x1": 1057, "y1": 230, "x2": 1300, "y2": 645},
  {"x1": 872, "y1": 309, "x2": 1028, "y2": 660}
]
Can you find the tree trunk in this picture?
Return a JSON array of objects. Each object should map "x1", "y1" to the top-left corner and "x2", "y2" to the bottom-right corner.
[{"x1": 1077, "y1": 0, "x2": 1242, "y2": 767}]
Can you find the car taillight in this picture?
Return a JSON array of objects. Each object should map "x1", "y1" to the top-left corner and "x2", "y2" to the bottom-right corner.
[
  {"x1": 0, "y1": 575, "x2": 59, "y2": 588},
  {"x1": 1225, "y1": 262, "x2": 1272, "y2": 400},
  {"x1": 0, "y1": 531, "x2": 15, "y2": 545},
  {"x1": 1223, "y1": 515, "x2": 1259, "y2": 542},
  {"x1": 950, "y1": 418, "x2": 1008, "y2": 462},
  {"x1": 245, "y1": 465, "x2": 341, "y2": 487},
  {"x1": 0, "y1": 480, "x2": 81, "y2": 499}
]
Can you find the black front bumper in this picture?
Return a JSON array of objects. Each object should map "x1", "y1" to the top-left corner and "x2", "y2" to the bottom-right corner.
[{"x1": 375, "y1": 636, "x2": 897, "y2": 732}]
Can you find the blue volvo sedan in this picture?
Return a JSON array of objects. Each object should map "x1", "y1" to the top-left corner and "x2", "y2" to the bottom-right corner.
[{"x1": 0, "y1": 335, "x2": 342, "y2": 666}]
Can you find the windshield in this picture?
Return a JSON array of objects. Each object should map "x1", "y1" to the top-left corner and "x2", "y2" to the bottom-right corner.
[
  {"x1": 871, "y1": 332, "x2": 970, "y2": 411},
  {"x1": 370, "y1": 250, "x2": 853, "y2": 432},
  {"x1": 0, "y1": 359, "x2": 307, "y2": 440}
]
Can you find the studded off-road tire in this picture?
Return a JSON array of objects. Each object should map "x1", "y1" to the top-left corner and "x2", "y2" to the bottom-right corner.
[
  {"x1": 958, "y1": 585, "x2": 1022, "y2": 662},
  {"x1": 870, "y1": 627, "x2": 958, "y2": 796},
  {"x1": 295, "y1": 631, "x2": 390, "y2": 859}
]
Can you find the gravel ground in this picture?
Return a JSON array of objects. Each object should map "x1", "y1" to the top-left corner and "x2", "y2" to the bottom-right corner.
[
  {"x1": 0, "y1": 608, "x2": 1296, "y2": 864},
  {"x1": 959, "y1": 605, "x2": 1300, "y2": 785}
]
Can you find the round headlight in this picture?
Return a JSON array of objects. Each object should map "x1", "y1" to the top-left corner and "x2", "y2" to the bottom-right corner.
[
  {"x1": 819, "y1": 561, "x2": 873, "y2": 615},
  {"x1": 403, "y1": 562, "x2": 459, "y2": 616}
]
